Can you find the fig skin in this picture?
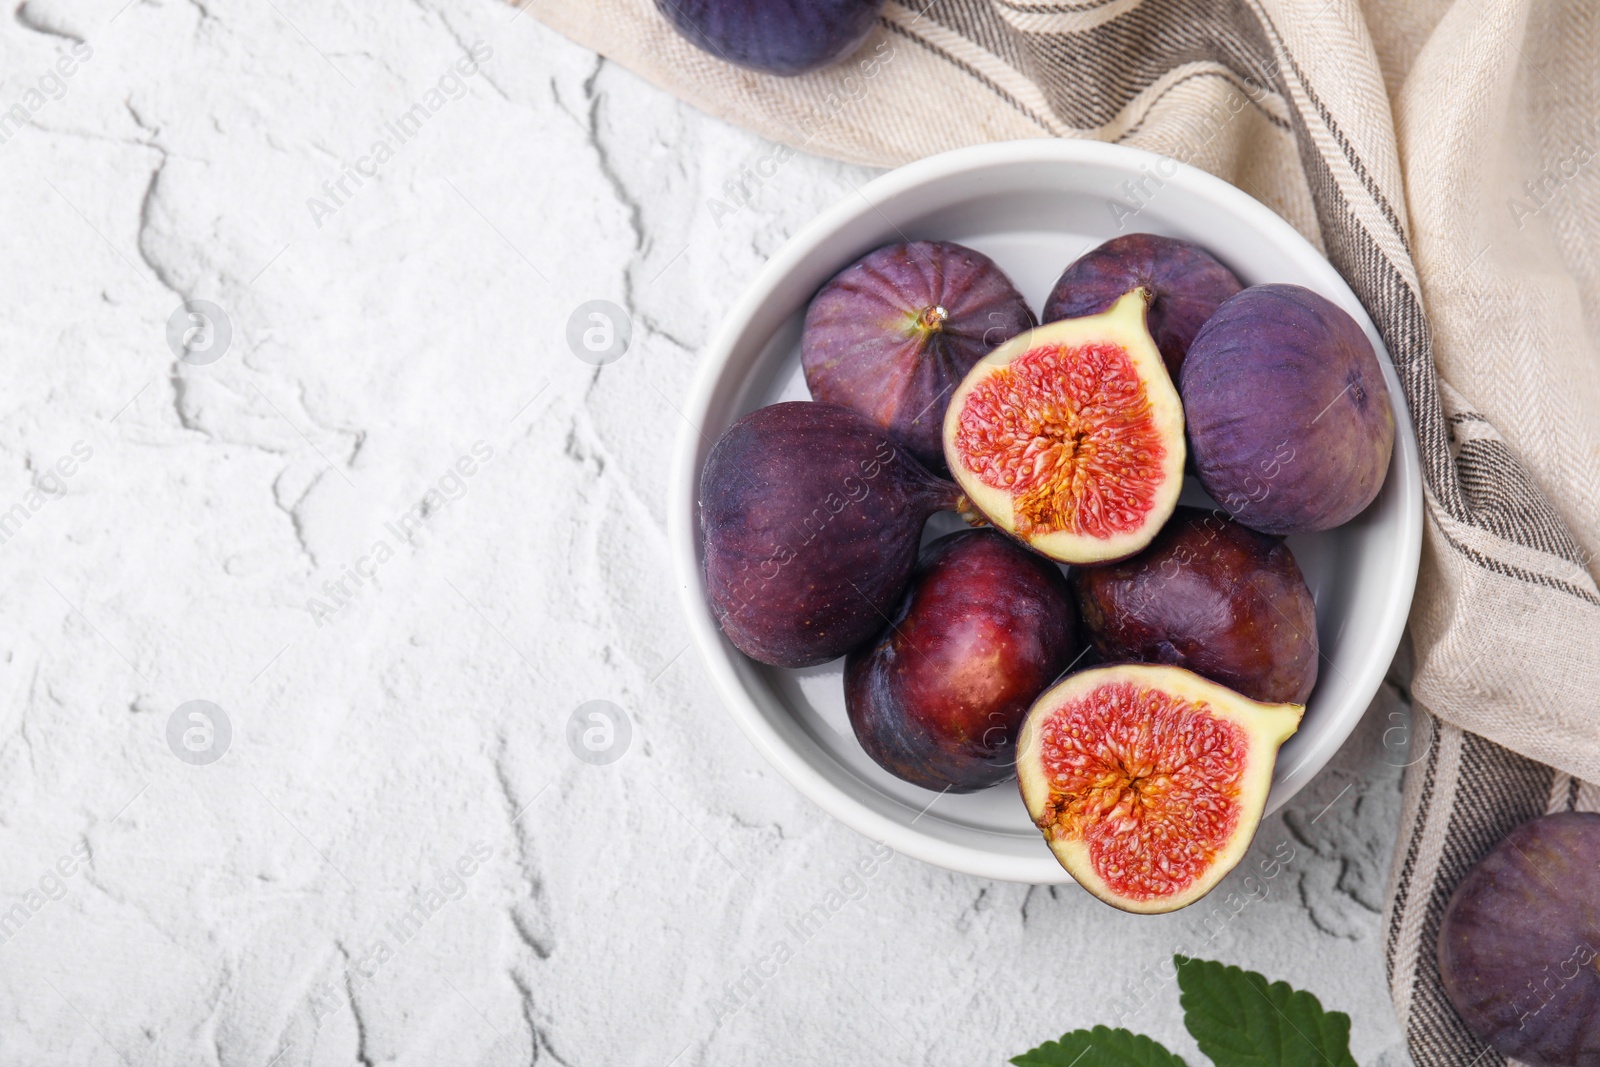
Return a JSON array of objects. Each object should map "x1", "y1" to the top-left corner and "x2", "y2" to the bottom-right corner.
[
  {"x1": 803, "y1": 241, "x2": 1035, "y2": 474},
  {"x1": 1042, "y1": 233, "x2": 1243, "y2": 380},
  {"x1": 1438, "y1": 812, "x2": 1600, "y2": 1067},
  {"x1": 652, "y1": 0, "x2": 886, "y2": 77},
  {"x1": 699, "y1": 402, "x2": 959, "y2": 669},
  {"x1": 1181, "y1": 283, "x2": 1395, "y2": 535},
  {"x1": 844, "y1": 530, "x2": 1081, "y2": 792},
  {"x1": 1070, "y1": 506, "x2": 1319, "y2": 704}
]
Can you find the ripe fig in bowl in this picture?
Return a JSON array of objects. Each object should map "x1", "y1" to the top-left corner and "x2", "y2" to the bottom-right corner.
[
  {"x1": 844, "y1": 529, "x2": 1081, "y2": 793},
  {"x1": 1071, "y1": 506, "x2": 1319, "y2": 704},
  {"x1": 652, "y1": 0, "x2": 886, "y2": 77},
  {"x1": 803, "y1": 240, "x2": 1035, "y2": 474},
  {"x1": 1181, "y1": 283, "x2": 1395, "y2": 535},
  {"x1": 1017, "y1": 663, "x2": 1302, "y2": 913},
  {"x1": 1438, "y1": 812, "x2": 1600, "y2": 1066},
  {"x1": 1042, "y1": 233, "x2": 1243, "y2": 380},
  {"x1": 699, "y1": 401, "x2": 959, "y2": 668},
  {"x1": 944, "y1": 288, "x2": 1186, "y2": 564}
]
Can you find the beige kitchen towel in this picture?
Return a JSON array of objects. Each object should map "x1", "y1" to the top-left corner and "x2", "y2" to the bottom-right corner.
[{"x1": 528, "y1": 0, "x2": 1600, "y2": 1059}]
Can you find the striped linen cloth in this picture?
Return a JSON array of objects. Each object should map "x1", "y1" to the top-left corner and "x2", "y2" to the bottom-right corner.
[{"x1": 529, "y1": 1, "x2": 1600, "y2": 1060}]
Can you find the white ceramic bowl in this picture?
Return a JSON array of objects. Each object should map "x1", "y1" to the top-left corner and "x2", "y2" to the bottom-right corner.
[{"x1": 669, "y1": 140, "x2": 1421, "y2": 884}]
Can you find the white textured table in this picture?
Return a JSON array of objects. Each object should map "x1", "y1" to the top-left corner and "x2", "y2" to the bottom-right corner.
[{"x1": 0, "y1": 0, "x2": 1415, "y2": 1062}]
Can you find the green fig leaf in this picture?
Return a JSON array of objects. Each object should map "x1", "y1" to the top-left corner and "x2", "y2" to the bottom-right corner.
[
  {"x1": 1174, "y1": 955, "x2": 1359, "y2": 1067},
  {"x1": 1010, "y1": 1025, "x2": 1189, "y2": 1067}
]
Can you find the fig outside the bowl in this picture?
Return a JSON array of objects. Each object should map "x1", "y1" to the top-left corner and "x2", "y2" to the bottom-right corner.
[
  {"x1": 1438, "y1": 812, "x2": 1600, "y2": 1066},
  {"x1": 652, "y1": 0, "x2": 887, "y2": 77}
]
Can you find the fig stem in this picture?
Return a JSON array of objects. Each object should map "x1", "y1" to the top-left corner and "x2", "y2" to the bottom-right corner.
[
  {"x1": 918, "y1": 305, "x2": 949, "y2": 333},
  {"x1": 955, "y1": 494, "x2": 988, "y2": 528}
]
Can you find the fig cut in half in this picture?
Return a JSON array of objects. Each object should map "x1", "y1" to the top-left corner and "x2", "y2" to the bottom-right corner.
[
  {"x1": 1017, "y1": 664, "x2": 1302, "y2": 913},
  {"x1": 942, "y1": 289, "x2": 1185, "y2": 564}
]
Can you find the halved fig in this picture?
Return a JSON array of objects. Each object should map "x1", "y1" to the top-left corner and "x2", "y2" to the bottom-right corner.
[
  {"x1": 942, "y1": 289, "x2": 1185, "y2": 564},
  {"x1": 1017, "y1": 663, "x2": 1301, "y2": 913}
]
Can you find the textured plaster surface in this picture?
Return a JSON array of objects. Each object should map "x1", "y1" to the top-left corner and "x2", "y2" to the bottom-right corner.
[{"x1": 0, "y1": 1, "x2": 1415, "y2": 1063}]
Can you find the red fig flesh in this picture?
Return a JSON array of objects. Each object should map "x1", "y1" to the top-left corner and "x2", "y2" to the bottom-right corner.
[
  {"x1": 943, "y1": 289, "x2": 1186, "y2": 564},
  {"x1": 1017, "y1": 664, "x2": 1301, "y2": 913}
]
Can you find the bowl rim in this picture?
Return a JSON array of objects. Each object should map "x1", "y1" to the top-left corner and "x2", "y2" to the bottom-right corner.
[{"x1": 667, "y1": 138, "x2": 1423, "y2": 883}]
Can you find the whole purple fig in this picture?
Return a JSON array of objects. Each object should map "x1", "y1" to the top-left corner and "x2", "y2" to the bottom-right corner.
[
  {"x1": 699, "y1": 402, "x2": 959, "y2": 668},
  {"x1": 802, "y1": 240, "x2": 1034, "y2": 474},
  {"x1": 1070, "y1": 506, "x2": 1318, "y2": 704},
  {"x1": 1438, "y1": 812, "x2": 1600, "y2": 1066},
  {"x1": 845, "y1": 530, "x2": 1080, "y2": 792},
  {"x1": 1181, "y1": 283, "x2": 1395, "y2": 535},
  {"x1": 653, "y1": 0, "x2": 886, "y2": 77},
  {"x1": 1042, "y1": 233, "x2": 1242, "y2": 380}
]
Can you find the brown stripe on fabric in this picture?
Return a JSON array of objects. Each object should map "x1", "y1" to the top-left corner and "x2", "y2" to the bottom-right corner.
[
  {"x1": 1024, "y1": 0, "x2": 1280, "y2": 129},
  {"x1": 1406, "y1": 734, "x2": 1553, "y2": 1064},
  {"x1": 1276, "y1": 43, "x2": 1412, "y2": 254},
  {"x1": 993, "y1": 0, "x2": 1129, "y2": 13},
  {"x1": 1275, "y1": 73, "x2": 1600, "y2": 594},
  {"x1": 880, "y1": 20, "x2": 1057, "y2": 131},
  {"x1": 1242, "y1": 1, "x2": 1475, "y2": 539},
  {"x1": 1113, "y1": 67, "x2": 1293, "y2": 140},
  {"x1": 1569, "y1": 773, "x2": 1582, "y2": 811},
  {"x1": 1457, "y1": 438, "x2": 1590, "y2": 565},
  {"x1": 1273, "y1": 71, "x2": 1469, "y2": 531},
  {"x1": 1437, "y1": 517, "x2": 1600, "y2": 607},
  {"x1": 921, "y1": 0, "x2": 1033, "y2": 70},
  {"x1": 910, "y1": 0, "x2": 1285, "y2": 133},
  {"x1": 1385, "y1": 715, "x2": 1443, "y2": 980}
]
